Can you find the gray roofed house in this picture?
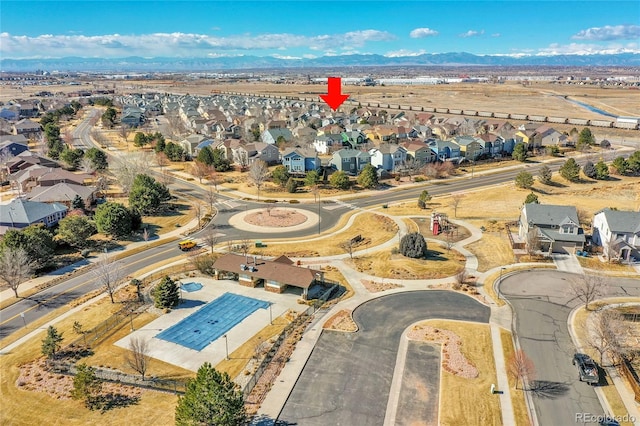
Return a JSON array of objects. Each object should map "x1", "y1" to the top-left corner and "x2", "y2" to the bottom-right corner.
[
  {"x1": 518, "y1": 204, "x2": 585, "y2": 254},
  {"x1": 592, "y1": 208, "x2": 640, "y2": 262},
  {"x1": 329, "y1": 149, "x2": 371, "y2": 174},
  {"x1": 0, "y1": 198, "x2": 68, "y2": 235},
  {"x1": 27, "y1": 182, "x2": 97, "y2": 207}
]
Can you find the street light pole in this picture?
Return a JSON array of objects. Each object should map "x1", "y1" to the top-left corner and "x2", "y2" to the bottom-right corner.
[{"x1": 269, "y1": 303, "x2": 273, "y2": 325}]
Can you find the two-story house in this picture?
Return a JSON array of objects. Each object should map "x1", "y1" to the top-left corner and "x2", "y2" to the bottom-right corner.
[
  {"x1": 330, "y1": 149, "x2": 371, "y2": 174},
  {"x1": 12, "y1": 119, "x2": 42, "y2": 138},
  {"x1": 454, "y1": 136, "x2": 485, "y2": 160},
  {"x1": 518, "y1": 204, "x2": 585, "y2": 254},
  {"x1": 281, "y1": 148, "x2": 320, "y2": 174},
  {"x1": 402, "y1": 141, "x2": 437, "y2": 165},
  {"x1": 313, "y1": 134, "x2": 344, "y2": 154},
  {"x1": 240, "y1": 143, "x2": 280, "y2": 166},
  {"x1": 369, "y1": 144, "x2": 407, "y2": 172},
  {"x1": 592, "y1": 208, "x2": 640, "y2": 263},
  {"x1": 427, "y1": 139, "x2": 461, "y2": 161},
  {"x1": 261, "y1": 128, "x2": 293, "y2": 146}
]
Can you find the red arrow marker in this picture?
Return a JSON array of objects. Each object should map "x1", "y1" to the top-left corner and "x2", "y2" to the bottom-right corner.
[{"x1": 320, "y1": 77, "x2": 349, "y2": 111}]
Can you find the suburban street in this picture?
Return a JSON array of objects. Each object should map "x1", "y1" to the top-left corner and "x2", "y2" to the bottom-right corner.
[
  {"x1": 500, "y1": 270, "x2": 640, "y2": 426},
  {"x1": 278, "y1": 291, "x2": 490, "y2": 425}
]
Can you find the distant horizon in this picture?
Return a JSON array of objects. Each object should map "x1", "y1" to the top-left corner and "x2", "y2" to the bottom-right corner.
[{"x1": 1, "y1": 1, "x2": 639, "y2": 61}]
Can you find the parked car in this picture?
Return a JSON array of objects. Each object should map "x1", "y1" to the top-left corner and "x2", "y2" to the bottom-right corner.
[{"x1": 573, "y1": 353, "x2": 599, "y2": 385}]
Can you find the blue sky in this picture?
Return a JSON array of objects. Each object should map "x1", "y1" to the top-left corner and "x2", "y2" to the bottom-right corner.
[{"x1": 1, "y1": 1, "x2": 639, "y2": 59}]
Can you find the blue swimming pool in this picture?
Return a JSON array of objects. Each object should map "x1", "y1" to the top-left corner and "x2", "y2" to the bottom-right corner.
[{"x1": 156, "y1": 292, "x2": 269, "y2": 351}]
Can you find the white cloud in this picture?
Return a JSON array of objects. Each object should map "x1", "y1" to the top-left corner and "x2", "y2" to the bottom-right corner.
[
  {"x1": 0, "y1": 30, "x2": 395, "y2": 59},
  {"x1": 409, "y1": 28, "x2": 439, "y2": 38},
  {"x1": 491, "y1": 33, "x2": 501, "y2": 38},
  {"x1": 459, "y1": 30, "x2": 484, "y2": 38},
  {"x1": 572, "y1": 25, "x2": 640, "y2": 41},
  {"x1": 536, "y1": 42, "x2": 640, "y2": 55},
  {"x1": 385, "y1": 49, "x2": 427, "y2": 57}
]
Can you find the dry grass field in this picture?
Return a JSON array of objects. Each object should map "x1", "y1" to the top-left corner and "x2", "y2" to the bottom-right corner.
[
  {"x1": 348, "y1": 248, "x2": 466, "y2": 280},
  {"x1": 418, "y1": 320, "x2": 501, "y2": 426},
  {"x1": 500, "y1": 328, "x2": 533, "y2": 426}
]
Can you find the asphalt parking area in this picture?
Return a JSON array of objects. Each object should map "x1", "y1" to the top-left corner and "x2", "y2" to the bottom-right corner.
[{"x1": 277, "y1": 290, "x2": 490, "y2": 425}]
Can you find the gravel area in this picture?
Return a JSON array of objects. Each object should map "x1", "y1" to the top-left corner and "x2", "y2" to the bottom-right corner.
[
  {"x1": 323, "y1": 310, "x2": 358, "y2": 332},
  {"x1": 408, "y1": 324, "x2": 478, "y2": 379},
  {"x1": 360, "y1": 279, "x2": 404, "y2": 293}
]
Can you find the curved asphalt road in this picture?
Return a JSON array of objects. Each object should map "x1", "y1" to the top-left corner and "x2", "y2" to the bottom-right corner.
[
  {"x1": 278, "y1": 291, "x2": 490, "y2": 425},
  {"x1": 500, "y1": 270, "x2": 640, "y2": 426}
]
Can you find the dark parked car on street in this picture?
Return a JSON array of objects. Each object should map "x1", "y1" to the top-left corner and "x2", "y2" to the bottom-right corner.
[{"x1": 573, "y1": 353, "x2": 599, "y2": 385}]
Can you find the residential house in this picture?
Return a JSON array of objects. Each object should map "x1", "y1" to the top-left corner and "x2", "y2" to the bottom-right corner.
[
  {"x1": 0, "y1": 197, "x2": 68, "y2": 235},
  {"x1": 0, "y1": 137, "x2": 29, "y2": 157},
  {"x1": 532, "y1": 127, "x2": 567, "y2": 147},
  {"x1": 313, "y1": 134, "x2": 344, "y2": 154},
  {"x1": 330, "y1": 149, "x2": 371, "y2": 174},
  {"x1": 120, "y1": 107, "x2": 144, "y2": 127},
  {"x1": 281, "y1": 147, "x2": 320, "y2": 174},
  {"x1": 180, "y1": 134, "x2": 207, "y2": 158},
  {"x1": 402, "y1": 141, "x2": 437, "y2": 165},
  {"x1": 477, "y1": 133, "x2": 506, "y2": 156},
  {"x1": 341, "y1": 130, "x2": 368, "y2": 149},
  {"x1": 518, "y1": 204, "x2": 585, "y2": 254},
  {"x1": 0, "y1": 105, "x2": 20, "y2": 121},
  {"x1": 454, "y1": 136, "x2": 485, "y2": 160},
  {"x1": 27, "y1": 182, "x2": 97, "y2": 207},
  {"x1": 369, "y1": 144, "x2": 407, "y2": 172},
  {"x1": 5, "y1": 151, "x2": 58, "y2": 174},
  {"x1": 193, "y1": 138, "x2": 216, "y2": 157},
  {"x1": 239, "y1": 143, "x2": 280, "y2": 165},
  {"x1": 427, "y1": 139, "x2": 461, "y2": 161},
  {"x1": 261, "y1": 128, "x2": 293, "y2": 146},
  {"x1": 592, "y1": 209, "x2": 640, "y2": 262},
  {"x1": 12, "y1": 119, "x2": 41, "y2": 137}
]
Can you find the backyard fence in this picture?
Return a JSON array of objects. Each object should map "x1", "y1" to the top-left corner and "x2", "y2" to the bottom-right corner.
[
  {"x1": 68, "y1": 304, "x2": 144, "y2": 349},
  {"x1": 619, "y1": 358, "x2": 640, "y2": 403}
]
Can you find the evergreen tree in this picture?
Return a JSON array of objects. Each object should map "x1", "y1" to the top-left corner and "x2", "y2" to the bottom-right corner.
[
  {"x1": 154, "y1": 275, "x2": 180, "y2": 309},
  {"x1": 85, "y1": 147, "x2": 108, "y2": 170},
  {"x1": 271, "y1": 165, "x2": 290, "y2": 187},
  {"x1": 512, "y1": 143, "x2": 528, "y2": 162},
  {"x1": 175, "y1": 362, "x2": 246, "y2": 426},
  {"x1": 72, "y1": 363, "x2": 102, "y2": 408},
  {"x1": 1, "y1": 225, "x2": 55, "y2": 269},
  {"x1": 559, "y1": 158, "x2": 581, "y2": 182},
  {"x1": 577, "y1": 127, "x2": 595, "y2": 149},
  {"x1": 515, "y1": 171, "x2": 534, "y2": 189},
  {"x1": 418, "y1": 190, "x2": 432, "y2": 209},
  {"x1": 399, "y1": 233, "x2": 428, "y2": 259},
  {"x1": 594, "y1": 161, "x2": 609, "y2": 180},
  {"x1": 627, "y1": 151, "x2": 640, "y2": 174},
  {"x1": 304, "y1": 170, "x2": 320, "y2": 187},
  {"x1": 41, "y1": 325, "x2": 63, "y2": 358},
  {"x1": 285, "y1": 177, "x2": 299, "y2": 194},
  {"x1": 57, "y1": 215, "x2": 96, "y2": 248},
  {"x1": 128, "y1": 174, "x2": 171, "y2": 215},
  {"x1": 329, "y1": 170, "x2": 350, "y2": 190},
  {"x1": 196, "y1": 146, "x2": 216, "y2": 166},
  {"x1": 524, "y1": 192, "x2": 539, "y2": 204},
  {"x1": 357, "y1": 164, "x2": 378, "y2": 189},
  {"x1": 133, "y1": 132, "x2": 149, "y2": 147},
  {"x1": 71, "y1": 194, "x2": 86, "y2": 210},
  {"x1": 612, "y1": 156, "x2": 629, "y2": 175},
  {"x1": 164, "y1": 142, "x2": 185, "y2": 161},
  {"x1": 582, "y1": 160, "x2": 597, "y2": 179},
  {"x1": 538, "y1": 165, "x2": 552, "y2": 185},
  {"x1": 94, "y1": 202, "x2": 132, "y2": 239}
]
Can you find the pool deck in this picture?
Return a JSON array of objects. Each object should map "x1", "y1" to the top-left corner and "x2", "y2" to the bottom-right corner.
[{"x1": 114, "y1": 278, "x2": 306, "y2": 372}]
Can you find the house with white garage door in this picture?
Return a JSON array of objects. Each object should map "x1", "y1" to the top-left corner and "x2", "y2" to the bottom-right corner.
[{"x1": 518, "y1": 204, "x2": 585, "y2": 254}]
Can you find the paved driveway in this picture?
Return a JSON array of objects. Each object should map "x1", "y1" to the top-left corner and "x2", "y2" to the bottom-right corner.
[
  {"x1": 501, "y1": 270, "x2": 640, "y2": 426},
  {"x1": 277, "y1": 291, "x2": 490, "y2": 425}
]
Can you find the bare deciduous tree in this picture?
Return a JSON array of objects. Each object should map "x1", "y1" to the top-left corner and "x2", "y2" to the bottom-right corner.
[
  {"x1": 0, "y1": 247, "x2": 34, "y2": 298},
  {"x1": 507, "y1": 349, "x2": 536, "y2": 390},
  {"x1": 587, "y1": 309, "x2": 631, "y2": 366},
  {"x1": 248, "y1": 160, "x2": 269, "y2": 201},
  {"x1": 80, "y1": 157, "x2": 96, "y2": 175},
  {"x1": 340, "y1": 240, "x2": 355, "y2": 259},
  {"x1": 570, "y1": 273, "x2": 605, "y2": 311},
  {"x1": 125, "y1": 337, "x2": 151, "y2": 380},
  {"x1": 455, "y1": 269, "x2": 468, "y2": 286},
  {"x1": 194, "y1": 203, "x2": 203, "y2": 229},
  {"x1": 450, "y1": 193, "x2": 465, "y2": 218},
  {"x1": 525, "y1": 226, "x2": 542, "y2": 257},
  {"x1": 202, "y1": 225, "x2": 219, "y2": 254},
  {"x1": 92, "y1": 251, "x2": 126, "y2": 303},
  {"x1": 205, "y1": 186, "x2": 217, "y2": 214},
  {"x1": 119, "y1": 124, "x2": 131, "y2": 144},
  {"x1": 111, "y1": 152, "x2": 153, "y2": 194},
  {"x1": 155, "y1": 151, "x2": 169, "y2": 172},
  {"x1": 190, "y1": 161, "x2": 211, "y2": 184}
]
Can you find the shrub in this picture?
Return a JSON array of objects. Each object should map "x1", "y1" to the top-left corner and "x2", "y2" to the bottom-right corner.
[
  {"x1": 399, "y1": 232, "x2": 428, "y2": 259},
  {"x1": 414, "y1": 176, "x2": 425, "y2": 182},
  {"x1": 289, "y1": 199, "x2": 300, "y2": 204}
]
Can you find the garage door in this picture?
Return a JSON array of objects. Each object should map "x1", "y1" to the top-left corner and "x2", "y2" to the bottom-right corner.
[{"x1": 552, "y1": 242, "x2": 575, "y2": 254}]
